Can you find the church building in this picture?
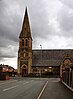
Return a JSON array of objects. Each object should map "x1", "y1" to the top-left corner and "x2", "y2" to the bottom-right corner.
[{"x1": 18, "y1": 8, "x2": 73, "y2": 77}]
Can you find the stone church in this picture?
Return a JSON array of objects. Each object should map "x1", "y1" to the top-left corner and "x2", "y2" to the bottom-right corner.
[{"x1": 18, "y1": 8, "x2": 73, "y2": 77}]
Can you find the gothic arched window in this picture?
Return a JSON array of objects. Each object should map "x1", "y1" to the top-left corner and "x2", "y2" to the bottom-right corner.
[
  {"x1": 22, "y1": 39, "x2": 24, "y2": 46},
  {"x1": 25, "y1": 39, "x2": 28, "y2": 46}
]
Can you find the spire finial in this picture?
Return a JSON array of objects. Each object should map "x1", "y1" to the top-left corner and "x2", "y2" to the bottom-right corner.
[{"x1": 25, "y1": 6, "x2": 28, "y2": 16}]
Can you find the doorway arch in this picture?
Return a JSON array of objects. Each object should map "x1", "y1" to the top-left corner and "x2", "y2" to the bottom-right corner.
[{"x1": 21, "y1": 64, "x2": 27, "y2": 77}]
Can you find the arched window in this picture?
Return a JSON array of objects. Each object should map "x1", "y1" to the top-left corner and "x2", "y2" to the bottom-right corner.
[
  {"x1": 25, "y1": 39, "x2": 28, "y2": 46},
  {"x1": 22, "y1": 40, "x2": 24, "y2": 46}
]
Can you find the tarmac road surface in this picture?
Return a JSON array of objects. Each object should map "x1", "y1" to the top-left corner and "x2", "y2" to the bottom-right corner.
[
  {"x1": 0, "y1": 78, "x2": 73, "y2": 99},
  {"x1": 0, "y1": 78, "x2": 47, "y2": 99}
]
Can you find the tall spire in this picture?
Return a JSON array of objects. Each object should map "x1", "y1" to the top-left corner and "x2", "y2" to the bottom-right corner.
[
  {"x1": 19, "y1": 7, "x2": 31, "y2": 38},
  {"x1": 25, "y1": 7, "x2": 28, "y2": 16},
  {"x1": 22, "y1": 7, "x2": 30, "y2": 30}
]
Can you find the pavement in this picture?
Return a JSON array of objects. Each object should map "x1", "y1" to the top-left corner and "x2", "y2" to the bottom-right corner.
[{"x1": 40, "y1": 78, "x2": 73, "y2": 99}]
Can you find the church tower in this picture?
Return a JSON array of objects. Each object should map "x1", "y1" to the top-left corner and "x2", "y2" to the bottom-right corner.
[{"x1": 18, "y1": 7, "x2": 32, "y2": 76}]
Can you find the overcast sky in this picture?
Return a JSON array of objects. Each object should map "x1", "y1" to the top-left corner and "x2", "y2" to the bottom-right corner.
[{"x1": 0, "y1": 0, "x2": 73, "y2": 69}]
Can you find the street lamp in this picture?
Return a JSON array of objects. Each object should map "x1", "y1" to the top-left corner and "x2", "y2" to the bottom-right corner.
[
  {"x1": 40, "y1": 44, "x2": 42, "y2": 49},
  {"x1": 40, "y1": 44, "x2": 42, "y2": 62},
  {"x1": 40, "y1": 44, "x2": 42, "y2": 77}
]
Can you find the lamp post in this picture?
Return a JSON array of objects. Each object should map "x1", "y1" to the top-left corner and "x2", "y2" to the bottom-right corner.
[
  {"x1": 40, "y1": 44, "x2": 42, "y2": 77},
  {"x1": 40, "y1": 44, "x2": 42, "y2": 62}
]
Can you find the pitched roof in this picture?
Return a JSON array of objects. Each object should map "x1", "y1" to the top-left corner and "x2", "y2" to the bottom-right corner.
[{"x1": 32, "y1": 49, "x2": 73, "y2": 67}]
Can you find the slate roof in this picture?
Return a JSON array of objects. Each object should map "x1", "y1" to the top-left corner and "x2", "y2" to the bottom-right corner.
[{"x1": 32, "y1": 49, "x2": 73, "y2": 67}]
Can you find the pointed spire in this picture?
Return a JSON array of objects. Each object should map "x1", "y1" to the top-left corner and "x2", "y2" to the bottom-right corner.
[
  {"x1": 19, "y1": 7, "x2": 32, "y2": 38},
  {"x1": 25, "y1": 7, "x2": 28, "y2": 16},
  {"x1": 23, "y1": 7, "x2": 29, "y2": 24}
]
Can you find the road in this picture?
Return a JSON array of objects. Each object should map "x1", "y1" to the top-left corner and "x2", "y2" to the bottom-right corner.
[
  {"x1": 0, "y1": 78, "x2": 47, "y2": 99},
  {"x1": 0, "y1": 78, "x2": 73, "y2": 99}
]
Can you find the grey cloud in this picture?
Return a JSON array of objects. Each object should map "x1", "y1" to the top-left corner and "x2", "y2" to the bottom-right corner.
[
  {"x1": 26, "y1": 0, "x2": 50, "y2": 39},
  {"x1": 0, "y1": 0, "x2": 26, "y2": 42},
  {"x1": 0, "y1": 45, "x2": 17, "y2": 59},
  {"x1": 60, "y1": 0, "x2": 73, "y2": 9},
  {"x1": 0, "y1": 53, "x2": 15, "y2": 58},
  {"x1": 57, "y1": 5, "x2": 73, "y2": 37}
]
